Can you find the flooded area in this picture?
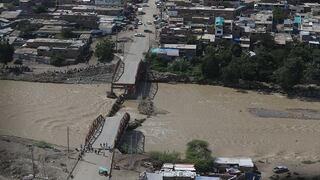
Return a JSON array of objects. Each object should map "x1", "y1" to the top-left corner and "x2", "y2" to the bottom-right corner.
[
  {"x1": 1, "y1": 80, "x2": 320, "y2": 176},
  {"x1": 0, "y1": 80, "x2": 113, "y2": 148},
  {"x1": 138, "y1": 84, "x2": 320, "y2": 167}
]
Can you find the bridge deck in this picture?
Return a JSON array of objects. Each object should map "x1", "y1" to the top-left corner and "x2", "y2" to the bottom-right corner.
[
  {"x1": 73, "y1": 113, "x2": 125, "y2": 180},
  {"x1": 113, "y1": 60, "x2": 141, "y2": 85}
]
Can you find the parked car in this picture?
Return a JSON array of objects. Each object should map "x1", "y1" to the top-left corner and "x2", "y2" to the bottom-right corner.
[
  {"x1": 273, "y1": 166, "x2": 289, "y2": 173},
  {"x1": 144, "y1": 29, "x2": 152, "y2": 33},
  {"x1": 134, "y1": 33, "x2": 146, "y2": 37},
  {"x1": 98, "y1": 167, "x2": 109, "y2": 176},
  {"x1": 138, "y1": 21, "x2": 143, "y2": 25}
]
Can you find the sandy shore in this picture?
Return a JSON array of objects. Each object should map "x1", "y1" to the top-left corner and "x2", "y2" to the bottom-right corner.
[{"x1": 135, "y1": 83, "x2": 320, "y2": 177}]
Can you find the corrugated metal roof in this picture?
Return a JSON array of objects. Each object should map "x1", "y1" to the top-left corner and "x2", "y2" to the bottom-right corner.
[{"x1": 214, "y1": 157, "x2": 254, "y2": 168}]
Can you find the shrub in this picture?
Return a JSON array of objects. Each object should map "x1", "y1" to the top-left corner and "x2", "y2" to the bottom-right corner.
[
  {"x1": 0, "y1": 41, "x2": 14, "y2": 64},
  {"x1": 149, "y1": 151, "x2": 181, "y2": 169},
  {"x1": 34, "y1": 141, "x2": 53, "y2": 149}
]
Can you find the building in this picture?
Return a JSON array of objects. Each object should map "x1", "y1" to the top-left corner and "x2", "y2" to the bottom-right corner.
[
  {"x1": 14, "y1": 38, "x2": 89, "y2": 64},
  {"x1": 214, "y1": 157, "x2": 254, "y2": 173},
  {"x1": 95, "y1": 0, "x2": 122, "y2": 6},
  {"x1": 215, "y1": 16, "x2": 224, "y2": 36},
  {"x1": 167, "y1": 6, "x2": 243, "y2": 20},
  {"x1": 203, "y1": 0, "x2": 240, "y2": 8},
  {"x1": 254, "y1": 1, "x2": 288, "y2": 11},
  {"x1": 58, "y1": 5, "x2": 122, "y2": 16},
  {"x1": 0, "y1": 10, "x2": 22, "y2": 20},
  {"x1": 163, "y1": 44, "x2": 197, "y2": 58},
  {"x1": 50, "y1": 10, "x2": 99, "y2": 29}
]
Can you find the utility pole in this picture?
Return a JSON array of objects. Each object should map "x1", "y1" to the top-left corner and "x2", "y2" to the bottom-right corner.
[
  {"x1": 67, "y1": 127, "x2": 69, "y2": 153},
  {"x1": 115, "y1": 28, "x2": 118, "y2": 52},
  {"x1": 28, "y1": 145, "x2": 36, "y2": 178}
]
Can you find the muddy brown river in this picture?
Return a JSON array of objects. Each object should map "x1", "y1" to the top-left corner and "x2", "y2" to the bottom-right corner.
[
  {"x1": 1, "y1": 80, "x2": 320, "y2": 175},
  {"x1": 0, "y1": 80, "x2": 113, "y2": 148}
]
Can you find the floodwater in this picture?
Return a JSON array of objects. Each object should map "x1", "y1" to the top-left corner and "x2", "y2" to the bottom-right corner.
[
  {"x1": 0, "y1": 80, "x2": 113, "y2": 148},
  {"x1": 1, "y1": 80, "x2": 320, "y2": 175},
  {"x1": 138, "y1": 84, "x2": 320, "y2": 163}
]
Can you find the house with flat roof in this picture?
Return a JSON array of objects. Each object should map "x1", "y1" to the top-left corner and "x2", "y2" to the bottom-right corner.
[
  {"x1": 163, "y1": 44, "x2": 197, "y2": 58},
  {"x1": 214, "y1": 157, "x2": 254, "y2": 173}
]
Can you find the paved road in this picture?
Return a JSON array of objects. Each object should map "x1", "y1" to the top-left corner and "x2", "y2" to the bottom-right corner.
[{"x1": 114, "y1": 0, "x2": 157, "y2": 85}]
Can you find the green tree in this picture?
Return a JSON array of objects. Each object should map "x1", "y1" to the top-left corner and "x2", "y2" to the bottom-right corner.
[
  {"x1": 201, "y1": 54, "x2": 221, "y2": 79},
  {"x1": 95, "y1": 39, "x2": 115, "y2": 63},
  {"x1": 239, "y1": 56, "x2": 258, "y2": 81},
  {"x1": 32, "y1": 5, "x2": 48, "y2": 14},
  {"x1": 273, "y1": 7, "x2": 286, "y2": 24},
  {"x1": 185, "y1": 140, "x2": 213, "y2": 173},
  {"x1": 168, "y1": 58, "x2": 190, "y2": 73},
  {"x1": 254, "y1": 47, "x2": 277, "y2": 82},
  {"x1": 275, "y1": 57, "x2": 304, "y2": 90},
  {"x1": 186, "y1": 140, "x2": 211, "y2": 161},
  {"x1": 61, "y1": 28, "x2": 76, "y2": 39},
  {"x1": 0, "y1": 41, "x2": 14, "y2": 64},
  {"x1": 186, "y1": 35, "x2": 198, "y2": 44},
  {"x1": 304, "y1": 56, "x2": 320, "y2": 85},
  {"x1": 221, "y1": 58, "x2": 241, "y2": 83},
  {"x1": 231, "y1": 43, "x2": 242, "y2": 57}
]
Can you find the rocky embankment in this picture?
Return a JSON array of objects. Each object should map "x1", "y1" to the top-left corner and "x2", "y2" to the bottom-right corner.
[{"x1": 0, "y1": 64, "x2": 115, "y2": 84}]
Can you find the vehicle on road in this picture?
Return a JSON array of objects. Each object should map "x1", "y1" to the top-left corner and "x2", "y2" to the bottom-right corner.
[
  {"x1": 273, "y1": 166, "x2": 289, "y2": 173},
  {"x1": 134, "y1": 33, "x2": 146, "y2": 37},
  {"x1": 144, "y1": 29, "x2": 152, "y2": 33},
  {"x1": 98, "y1": 167, "x2": 109, "y2": 176},
  {"x1": 138, "y1": 21, "x2": 143, "y2": 25}
]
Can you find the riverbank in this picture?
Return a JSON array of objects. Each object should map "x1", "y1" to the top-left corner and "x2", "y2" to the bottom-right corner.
[
  {"x1": 0, "y1": 135, "x2": 77, "y2": 180},
  {"x1": 134, "y1": 83, "x2": 320, "y2": 178},
  {"x1": 0, "y1": 63, "x2": 115, "y2": 84},
  {"x1": 149, "y1": 70, "x2": 320, "y2": 99}
]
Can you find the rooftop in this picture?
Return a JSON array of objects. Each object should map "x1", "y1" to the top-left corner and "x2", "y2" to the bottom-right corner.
[
  {"x1": 164, "y1": 44, "x2": 197, "y2": 50},
  {"x1": 214, "y1": 157, "x2": 254, "y2": 168},
  {"x1": 0, "y1": 10, "x2": 22, "y2": 20}
]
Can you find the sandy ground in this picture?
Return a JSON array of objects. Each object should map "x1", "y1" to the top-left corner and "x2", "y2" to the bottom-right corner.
[
  {"x1": 0, "y1": 135, "x2": 77, "y2": 180},
  {"x1": 0, "y1": 80, "x2": 114, "y2": 148},
  {"x1": 132, "y1": 83, "x2": 320, "y2": 178}
]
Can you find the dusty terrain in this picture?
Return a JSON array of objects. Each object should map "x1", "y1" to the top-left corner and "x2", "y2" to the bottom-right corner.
[{"x1": 0, "y1": 135, "x2": 77, "y2": 180}]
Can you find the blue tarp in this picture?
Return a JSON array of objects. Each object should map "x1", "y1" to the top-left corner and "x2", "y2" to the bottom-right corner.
[
  {"x1": 215, "y1": 17, "x2": 224, "y2": 26},
  {"x1": 294, "y1": 16, "x2": 302, "y2": 24}
]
